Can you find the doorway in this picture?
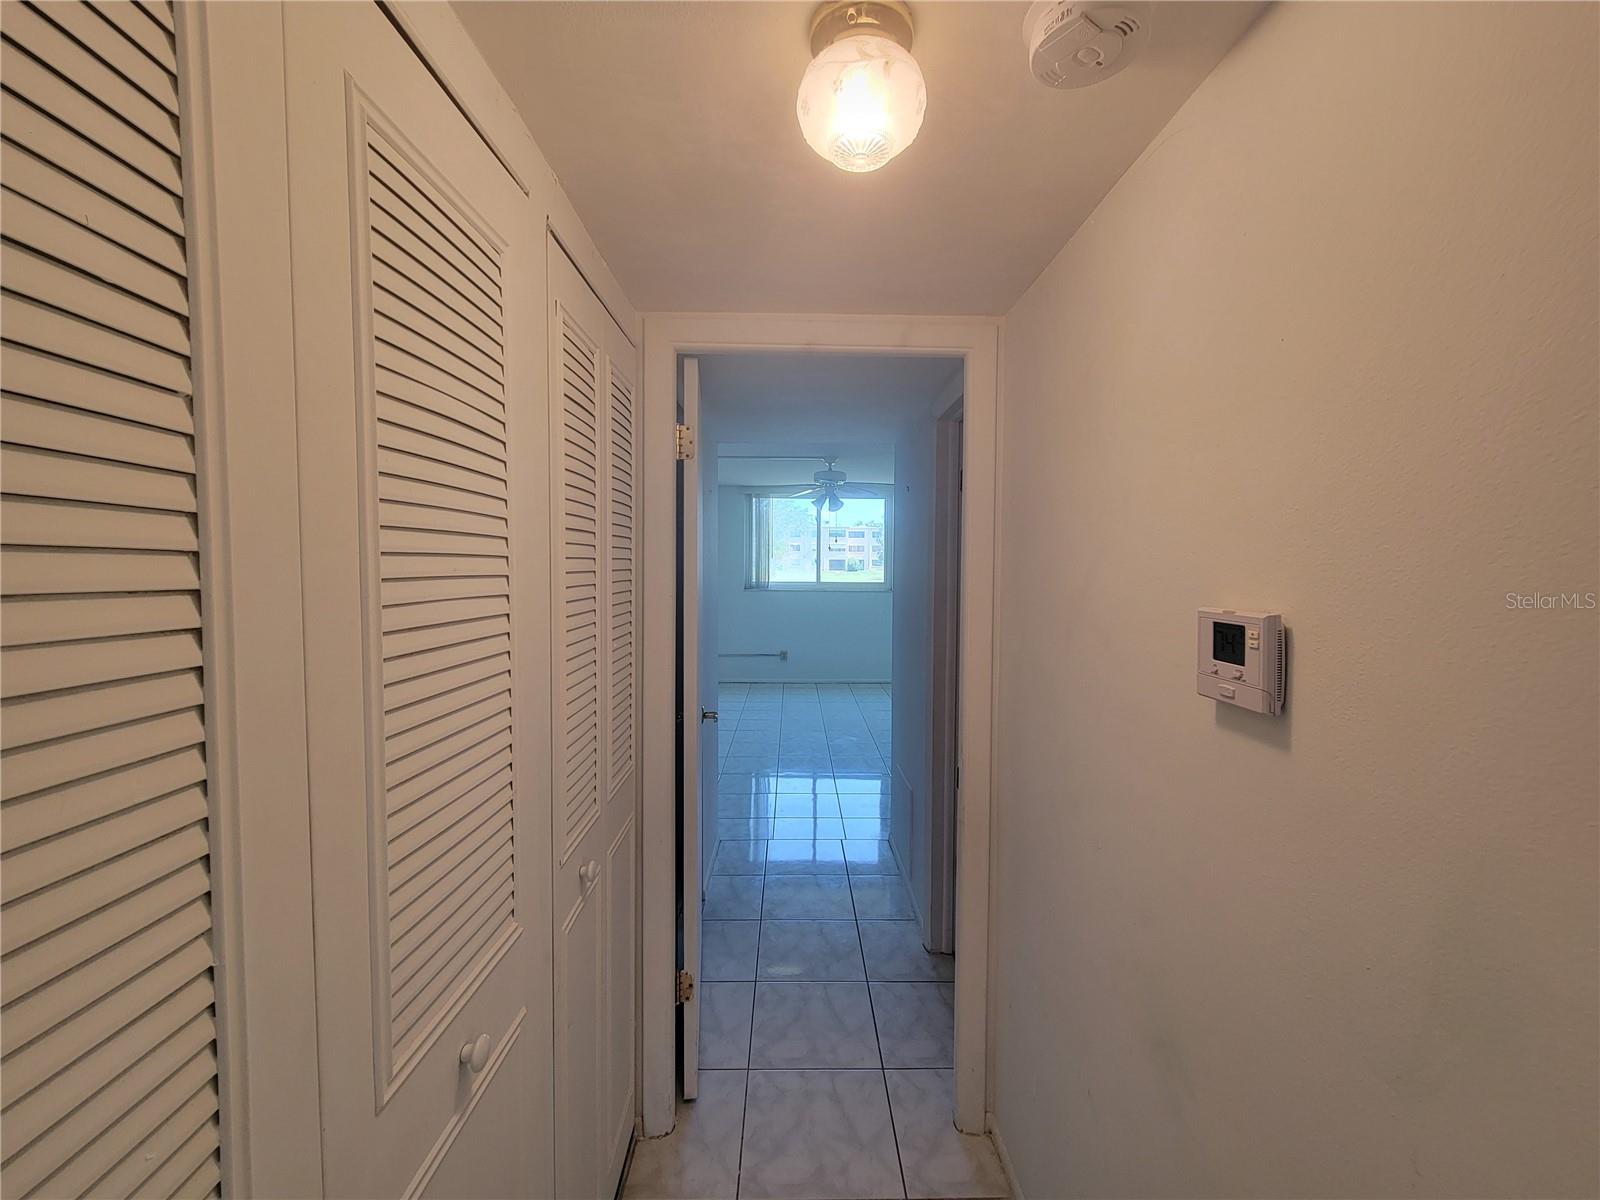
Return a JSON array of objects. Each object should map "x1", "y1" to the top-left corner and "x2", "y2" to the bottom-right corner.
[{"x1": 635, "y1": 326, "x2": 1004, "y2": 1197}]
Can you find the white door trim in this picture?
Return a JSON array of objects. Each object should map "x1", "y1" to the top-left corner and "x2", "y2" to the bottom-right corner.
[
  {"x1": 178, "y1": 5, "x2": 325, "y2": 1195},
  {"x1": 640, "y1": 314, "x2": 1001, "y2": 1137}
]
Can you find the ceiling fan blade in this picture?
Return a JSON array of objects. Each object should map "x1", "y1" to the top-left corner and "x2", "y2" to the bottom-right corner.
[
  {"x1": 832, "y1": 484, "x2": 878, "y2": 499},
  {"x1": 782, "y1": 486, "x2": 823, "y2": 498}
]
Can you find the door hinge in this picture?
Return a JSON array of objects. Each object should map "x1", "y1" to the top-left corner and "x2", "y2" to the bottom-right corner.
[
  {"x1": 674, "y1": 423, "x2": 696, "y2": 461},
  {"x1": 675, "y1": 969, "x2": 695, "y2": 1004}
]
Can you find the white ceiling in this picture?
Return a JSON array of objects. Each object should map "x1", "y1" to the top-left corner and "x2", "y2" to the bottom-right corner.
[
  {"x1": 717, "y1": 449, "x2": 895, "y2": 488},
  {"x1": 454, "y1": 1, "x2": 1262, "y2": 315},
  {"x1": 698, "y1": 353, "x2": 958, "y2": 448}
]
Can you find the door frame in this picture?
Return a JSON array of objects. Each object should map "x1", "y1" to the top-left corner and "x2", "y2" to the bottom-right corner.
[
  {"x1": 640, "y1": 314, "x2": 1001, "y2": 1137},
  {"x1": 926, "y1": 395, "x2": 965, "y2": 956}
]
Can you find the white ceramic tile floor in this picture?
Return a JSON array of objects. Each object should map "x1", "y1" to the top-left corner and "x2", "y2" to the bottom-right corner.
[{"x1": 623, "y1": 684, "x2": 1005, "y2": 1200}]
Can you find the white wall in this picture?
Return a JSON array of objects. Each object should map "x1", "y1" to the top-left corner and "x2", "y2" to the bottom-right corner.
[
  {"x1": 716, "y1": 486, "x2": 892, "y2": 682},
  {"x1": 991, "y1": 5, "x2": 1599, "y2": 1199}
]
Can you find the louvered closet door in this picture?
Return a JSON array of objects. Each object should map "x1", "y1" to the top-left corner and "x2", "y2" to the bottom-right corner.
[
  {"x1": 0, "y1": 3, "x2": 225, "y2": 1198},
  {"x1": 549, "y1": 243, "x2": 638, "y2": 1200},
  {"x1": 281, "y1": 5, "x2": 549, "y2": 1197}
]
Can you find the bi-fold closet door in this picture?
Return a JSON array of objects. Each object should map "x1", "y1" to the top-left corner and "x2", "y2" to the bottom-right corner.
[
  {"x1": 281, "y1": 3, "x2": 553, "y2": 1197},
  {"x1": 0, "y1": 3, "x2": 226, "y2": 1197},
  {"x1": 548, "y1": 241, "x2": 640, "y2": 1200}
]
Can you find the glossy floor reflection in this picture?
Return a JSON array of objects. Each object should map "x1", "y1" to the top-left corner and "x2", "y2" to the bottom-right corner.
[{"x1": 623, "y1": 684, "x2": 1007, "y2": 1200}]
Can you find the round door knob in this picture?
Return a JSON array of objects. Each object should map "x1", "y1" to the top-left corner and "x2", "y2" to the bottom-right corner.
[
  {"x1": 579, "y1": 860, "x2": 599, "y2": 889},
  {"x1": 459, "y1": 1033, "x2": 491, "y2": 1073}
]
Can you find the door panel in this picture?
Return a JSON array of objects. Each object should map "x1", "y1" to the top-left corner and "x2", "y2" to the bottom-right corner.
[
  {"x1": 283, "y1": 5, "x2": 543, "y2": 1195},
  {"x1": 678, "y1": 357, "x2": 703, "y2": 1100},
  {"x1": 603, "y1": 816, "x2": 637, "y2": 1184},
  {"x1": 0, "y1": 3, "x2": 223, "y2": 1197},
  {"x1": 549, "y1": 242, "x2": 639, "y2": 1198},
  {"x1": 553, "y1": 879, "x2": 601, "y2": 1200}
]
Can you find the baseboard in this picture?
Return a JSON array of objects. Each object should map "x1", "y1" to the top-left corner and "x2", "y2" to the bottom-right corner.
[{"x1": 988, "y1": 1114, "x2": 1025, "y2": 1200}]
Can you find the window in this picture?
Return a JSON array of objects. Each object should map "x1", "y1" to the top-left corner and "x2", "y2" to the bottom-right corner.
[{"x1": 748, "y1": 488, "x2": 891, "y2": 589}]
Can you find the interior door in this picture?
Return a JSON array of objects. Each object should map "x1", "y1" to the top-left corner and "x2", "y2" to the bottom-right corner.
[
  {"x1": 549, "y1": 242, "x2": 639, "y2": 1199},
  {"x1": 678, "y1": 356, "x2": 704, "y2": 1100},
  {"x1": 698, "y1": 419, "x2": 720, "y2": 897},
  {"x1": 283, "y1": 4, "x2": 548, "y2": 1196}
]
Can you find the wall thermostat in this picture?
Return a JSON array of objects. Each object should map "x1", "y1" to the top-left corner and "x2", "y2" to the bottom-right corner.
[{"x1": 1197, "y1": 608, "x2": 1285, "y2": 715}]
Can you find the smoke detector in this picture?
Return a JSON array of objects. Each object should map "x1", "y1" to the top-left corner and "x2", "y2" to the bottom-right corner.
[{"x1": 1025, "y1": 1, "x2": 1150, "y2": 89}]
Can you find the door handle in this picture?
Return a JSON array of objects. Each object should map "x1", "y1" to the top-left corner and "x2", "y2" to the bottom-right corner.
[
  {"x1": 459, "y1": 1033, "x2": 492, "y2": 1073},
  {"x1": 700, "y1": 709, "x2": 718, "y2": 722},
  {"x1": 579, "y1": 860, "x2": 599, "y2": 889}
]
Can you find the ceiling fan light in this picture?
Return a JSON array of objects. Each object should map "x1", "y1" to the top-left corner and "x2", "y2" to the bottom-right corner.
[
  {"x1": 796, "y1": 32, "x2": 926, "y2": 174},
  {"x1": 827, "y1": 494, "x2": 845, "y2": 512}
]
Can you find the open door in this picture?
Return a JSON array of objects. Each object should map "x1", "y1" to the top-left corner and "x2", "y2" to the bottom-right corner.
[{"x1": 677, "y1": 356, "x2": 703, "y2": 1099}]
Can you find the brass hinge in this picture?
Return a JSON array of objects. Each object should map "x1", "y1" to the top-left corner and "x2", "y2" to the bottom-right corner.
[
  {"x1": 674, "y1": 423, "x2": 696, "y2": 461},
  {"x1": 675, "y1": 969, "x2": 695, "y2": 1004}
]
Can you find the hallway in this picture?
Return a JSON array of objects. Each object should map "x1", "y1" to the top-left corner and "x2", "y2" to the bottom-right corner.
[{"x1": 623, "y1": 684, "x2": 1007, "y2": 1199}]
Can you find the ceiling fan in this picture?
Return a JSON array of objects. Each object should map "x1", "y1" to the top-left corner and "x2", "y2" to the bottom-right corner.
[{"x1": 785, "y1": 457, "x2": 877, "y2": 512}]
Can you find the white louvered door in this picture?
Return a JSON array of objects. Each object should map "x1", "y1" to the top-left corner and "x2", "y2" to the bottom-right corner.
[
  {"x1": 0, "y1": 2, "x2": 225, "y2": 1197},
  {"x1": 282, "y1": 5, "x2": 549, "y2": 1197},
  {"x1": 549, "y1": 242, "x2": 638, "y2": 1200}
]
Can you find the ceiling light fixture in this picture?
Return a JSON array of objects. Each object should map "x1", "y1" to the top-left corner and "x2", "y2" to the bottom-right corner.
[{"x1": 797, "y1": 1, "x2": 926, "y2": 174}]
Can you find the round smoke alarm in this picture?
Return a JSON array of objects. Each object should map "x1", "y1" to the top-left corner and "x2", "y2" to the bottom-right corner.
[{"x1": 1025, "y1": 1, "x2": 1150, "y2": 89}]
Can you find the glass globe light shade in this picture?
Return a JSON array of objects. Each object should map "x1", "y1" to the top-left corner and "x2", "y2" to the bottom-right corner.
[{"x1": 796, "y1": 33, "x2": 926, "y2": 173}]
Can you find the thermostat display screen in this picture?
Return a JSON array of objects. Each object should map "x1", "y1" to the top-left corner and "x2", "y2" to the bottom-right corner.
[{"x1": 1212, "y1": 621, "x2": 1247, "y2": 666}]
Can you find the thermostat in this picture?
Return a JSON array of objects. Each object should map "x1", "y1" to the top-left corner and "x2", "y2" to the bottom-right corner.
[{"x1": 1197, "y1": 608, "x2": 1285, "y2": 715}]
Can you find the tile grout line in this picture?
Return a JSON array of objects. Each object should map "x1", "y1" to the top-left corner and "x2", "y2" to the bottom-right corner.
[{"x1": 732, "y1": 686, "x2": 768, "y2": 1200}]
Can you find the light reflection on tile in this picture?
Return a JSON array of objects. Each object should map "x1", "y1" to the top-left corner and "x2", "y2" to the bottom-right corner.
[
  {"x1": 850, "y1": 874, "x2": 916, "y2": 920},
  {"x1": 765, "y1": 839, "x2": 848, "y2": 875},
  {"x1": 757, "y1": 919, "x2": 864, "y2": 980},
  {"x1": 712, "y1": 839, "x2": 766, "y2": 875},
  {"x1": 626, "y1": 687, "x2": 996, "y2": 1200},
  {"x1": 770, "y1": 817, "x2": 846, "y2": 841},
  {"x1": 843, "y1": 840, "x2": 900, "y2": 874},
  {"x1": 843, "y1": 817, "x2": 892, "y2": 840}
]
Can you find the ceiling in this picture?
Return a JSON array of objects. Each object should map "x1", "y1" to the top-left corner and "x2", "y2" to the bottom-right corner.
[
  {"x1": 698, "y1": 353, "x2": 958, "y2": 451},
  {"x1": 717, "y1": 449, "x2": 895, "y2": 488},
  {"x1": 454, "y1": 1, "x2": 1262, "y2": 315}
]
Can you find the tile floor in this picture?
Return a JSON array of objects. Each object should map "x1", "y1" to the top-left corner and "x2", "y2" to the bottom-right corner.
[{"x1": 623, "y1": 683, "x2": 1009, "y2": 1200}]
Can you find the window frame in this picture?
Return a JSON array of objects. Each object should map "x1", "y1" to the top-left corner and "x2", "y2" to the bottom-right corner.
[{"x1": 744, "y1": 483, "x2": 894, "y2": 592}]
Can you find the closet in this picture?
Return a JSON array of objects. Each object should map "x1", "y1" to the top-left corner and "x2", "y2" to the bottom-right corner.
[
  {"x1": 281, "y1": 3, "x2": 547, "y2": 1196},
  {"x1": 548, "y1": 242, "x2": 639, "y2": 1200},
  {"x1": 0, "y1": 2, "x2": 223, "y2": 1197},
  {"x1": 0, "y1": 2, "x2": 642, "y2": 1195}
]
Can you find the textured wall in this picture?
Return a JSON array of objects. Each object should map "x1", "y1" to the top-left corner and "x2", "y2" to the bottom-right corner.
[{"x1": 991, "y1": 4, "x2": 1599, "y2": 1197}]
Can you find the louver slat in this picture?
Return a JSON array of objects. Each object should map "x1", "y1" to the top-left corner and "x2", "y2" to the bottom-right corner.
[
  {"x1": 556, "y1": 314, "x2": 603, "y2": 859},
  {"x1": 0, "y1": 4, "x2": 221, "y2": 1195},
  {"x1": 607, "y1": 365, "x2": 636, "y2": 798},
  {"x1": 358, "y1": 126, "x2": 518, "y2": 1064}
]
